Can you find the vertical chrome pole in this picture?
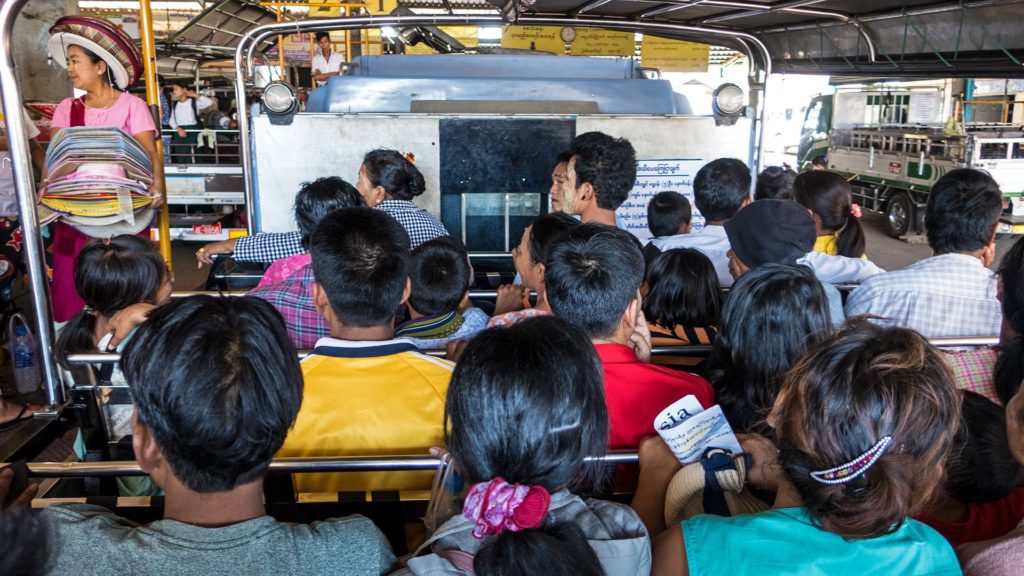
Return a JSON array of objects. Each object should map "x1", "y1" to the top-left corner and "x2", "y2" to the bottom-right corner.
[{"x1": 0, "y1": 0, "x2": 65, "y2": 408}]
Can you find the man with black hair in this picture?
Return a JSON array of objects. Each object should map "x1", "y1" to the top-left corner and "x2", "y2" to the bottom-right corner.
[
  {"x1": 846, "y1": 168, "x2": 1003, "y2": 337},
  {"x1": 650, "y1": 158, "x2": 751, "y2": 287},
  {"x1": 278, "y1": 206, "x2": 453, "y2": 492},
  {"x1": 549, "y1": 150, "x2": 573, "y2": 212},
  {"x1": 558, "y1": 132, "x2": 636, "y2": 226},
  {"x1": 545, "y1": 223, "x2": 713, "y2": 450},
  {"x1": 397, "y1": 236, "x2": 489, "y2": 349},
  {"x1": 38, "y1": 296, "x2": 397, "y2": 574},
  {"x1": 312, "y1": 32, "x2": 344, "y2": 87}
]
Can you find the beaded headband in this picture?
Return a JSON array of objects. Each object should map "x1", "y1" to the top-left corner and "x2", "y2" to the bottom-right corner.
[{"x1": 809, "y1": 436, "x2": 893, "y2": 485}]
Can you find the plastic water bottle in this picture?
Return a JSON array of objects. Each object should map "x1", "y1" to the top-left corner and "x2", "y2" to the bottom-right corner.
[{"x1": 12, "y1": 324, "x2": 39, "y2": 394}]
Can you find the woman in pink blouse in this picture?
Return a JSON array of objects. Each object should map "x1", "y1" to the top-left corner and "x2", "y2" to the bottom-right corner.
[{"x1": 45, "y1": 17, "x2": 165, "y2": 322}]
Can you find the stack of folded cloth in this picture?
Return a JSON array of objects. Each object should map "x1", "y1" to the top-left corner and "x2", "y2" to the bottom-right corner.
[{"x1": 41, "y1": 126, "x2": 154, "y2": 236}]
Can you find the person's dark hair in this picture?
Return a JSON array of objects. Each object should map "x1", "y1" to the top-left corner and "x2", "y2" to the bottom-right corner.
[
  {"x1": 555, "y1": 150, "x2": 573, "y2": 165},
  {"x1": 569, "y1": 131, "x2": 637, "y2": 211},
  {"x1": 473, "y1": 522, "x2": 604, "y2": 576},
  {"x1": 647, "y1": 191, "x2": 692, "y2": 238},
  {"x1": 924, "y1": 168, "x2": 1003, "y2": 255},
  {"x1": 793, "y1": 171, "x2": 865, "y2": 258},
  {"x1": 643, "y1": 248, "x2": 721, "y2": 330},
  {"x1": 754, "y1": 166, "x2": 797, "y2": 200},
  {"x1": 945, "y1": 391, "x2": 1023, "y2": 504},
  {"x1": 447, "y1": 316, "x2": 609, "y2": 573},
  {"x1": 546, "y1": 223, "x2": 644, "y2": 339},
  {"x1": 0, "y1": 507, "x2": 48, "y2": 575},
  {"x1": 774, "y1": 322, "x2": 961, "y2": 539},
  {"x1": 528, "y1": 212, "x2": 581, "y2": 267},
  {"x1": 693, "y1": 158, "x2": 751, "y2": 222},
  {"x1": 363, "y1": 148, "x2": 426, "y2": 201},
  {"x1": 707, "y1": 264, "x2": 832, "y2": 434},
  {"x1": 315, "y1": 31, "x2": 330, "y2": 42},
  {"x1": 121, "y1": 296, "x2": 302, "y2": 493},
  {"x1": 446, "y1": 315, "x2": 609, "y2": 491},
  {"x1": 811, "y1": 154, "x2": 830, "y2": 168},
  {"x1": 409, "y1": 236, "x2": 470, "y2": 316},
  {"x1": 310, "y1": 206, "x2": 411, "y2": 327},
  {"x1": 293, "y1": 176, "x2": 364, "y2": 249},
  {"x1": 55, "y1": 235, "x2": 166, "y2": 369},
  {"x1": 996, "y1": 235, "x2": 1024, "y2": 404}
]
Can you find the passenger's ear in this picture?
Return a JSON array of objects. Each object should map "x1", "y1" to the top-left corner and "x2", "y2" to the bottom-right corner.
[
  {"x1": 578, "y1": 182, "x2": 594, "y2": 203},
  {"x1": 131, "y1": 410, "x2": 161, "y2": 476},
  {"x1": 400, "y1": 277, "x2": 411, "y2": 305},
  {"x1": 623, "y1": 293, "x2": 641, "y2": 332},
  {"x1": 312, "y1": 282, "x2": 334, "y2": 322}
]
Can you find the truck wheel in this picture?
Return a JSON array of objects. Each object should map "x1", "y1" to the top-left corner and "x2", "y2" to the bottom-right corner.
[{"x1": 884, "y1": 193, "x2": 913, "y2": 238}]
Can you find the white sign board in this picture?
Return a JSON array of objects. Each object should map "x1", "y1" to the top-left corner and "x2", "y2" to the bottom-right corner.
[{"x1": 617, "y1": 158, "x2": 706, "y2": 242}]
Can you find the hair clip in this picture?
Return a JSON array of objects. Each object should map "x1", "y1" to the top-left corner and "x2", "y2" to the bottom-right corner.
[
  {"x1": 403, "y1": 151, "x2": 416, "y2": 165},
  {"x1": 463, "y1": 477, "x2": 550, "y2": 539},
  {"x1": 810, "y1": 436, "x2": 893, "y2": 485},
  {"x1": 850, "y1": 203, "x2": 862, "y2": 219}
]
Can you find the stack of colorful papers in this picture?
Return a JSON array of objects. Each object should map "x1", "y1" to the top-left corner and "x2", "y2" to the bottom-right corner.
[{"x1": 41, "y1": 127, "x2": 153, "y2": 229}]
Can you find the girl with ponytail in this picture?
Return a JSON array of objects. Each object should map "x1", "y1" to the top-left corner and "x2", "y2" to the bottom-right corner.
[
  {"x1": 55, "y1": 235, "x2": 171, "y2": 369},
  {"x1": 793, "y1": 170, "x2": 867, "y2": 258},
  {"x1": 398, "y1": 316, "x2": 651, "y2": 575},
  {"x1": 355, "y1": 149, "x2": 449, "y2": 248}
]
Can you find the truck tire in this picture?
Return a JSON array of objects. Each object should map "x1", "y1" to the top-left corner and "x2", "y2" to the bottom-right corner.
[{"x1": 884, "y1": 192, "x2": 913, "y2": 238}]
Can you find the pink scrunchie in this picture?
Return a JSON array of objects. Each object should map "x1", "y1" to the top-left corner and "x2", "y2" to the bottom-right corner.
[{"x1": 462, "y1": 477, "x2": 551, "y2": 539}]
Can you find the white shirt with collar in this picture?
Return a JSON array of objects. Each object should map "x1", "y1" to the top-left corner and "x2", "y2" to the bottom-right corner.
[
  {"x1": 169, "y1": 95, "x2": 213, "y2": 129},
  {"x1": 650, "y1": 224, "x2": 733, "y2": 287},
  {"x1": 312, "y1": 50, "x2": 344, "y2": 87}
]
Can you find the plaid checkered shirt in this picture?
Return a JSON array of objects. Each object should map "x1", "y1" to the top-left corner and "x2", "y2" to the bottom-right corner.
[
  {"x1": 844, "y1": 253, "x2": 1001, "y2": 338},
  {"x1": 248, "y1": 265, "x2": 327, "y2": 349},
  {"x1": 233, "y1": 199, "x2": 450, "y2": 263}
]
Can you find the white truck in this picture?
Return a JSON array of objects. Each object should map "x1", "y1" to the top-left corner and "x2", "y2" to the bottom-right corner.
[{"x1": 797, "y1": 83, "x2": 1024, "y2": 237}]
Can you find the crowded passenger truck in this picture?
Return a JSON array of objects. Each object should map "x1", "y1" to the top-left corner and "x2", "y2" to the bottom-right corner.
[
  {"x1": 798, "y1": 80, "x2": 1024, "y2": 237},
  {"x1": 2, "y1": 1, "x2": 1024, "y2": 575}
]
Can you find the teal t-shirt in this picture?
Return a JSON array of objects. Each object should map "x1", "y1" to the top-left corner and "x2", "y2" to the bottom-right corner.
[{"x1": 683, "y1": 507, "x2": 961, "y2": 576}]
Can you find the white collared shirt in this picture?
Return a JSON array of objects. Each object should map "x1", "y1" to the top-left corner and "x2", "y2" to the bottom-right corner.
[
  {"x1": 312, "y1": 50, "x2": 344, "y2": 87},
  {"x1": 650, "y1": 225, "x2": 733, "y2": 287},
  {"x1": 169, "y1": 95, "x2": 213, "y2": 129}
]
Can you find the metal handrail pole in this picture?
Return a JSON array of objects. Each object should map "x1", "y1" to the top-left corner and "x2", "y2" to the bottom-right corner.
[
  {"x1": 17, "y1": 451, "x2": 642, "y2": 477},
  {"x1": 0, "y1": 0, "x2": 64, "y2": 408}
]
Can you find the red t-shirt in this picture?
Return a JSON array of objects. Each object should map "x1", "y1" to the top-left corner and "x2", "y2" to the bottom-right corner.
[
  {"x1": 596, "y1": 343, "x2": 715, "y2": 449},
  {"x1": 917, "y1": 487, "x2": 1024, "y2": 548}
]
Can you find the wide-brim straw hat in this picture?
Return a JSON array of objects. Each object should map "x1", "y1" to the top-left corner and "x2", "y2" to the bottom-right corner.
[
  {"x1": 664, "y1": 450, "x2": 770, "y2": 525},
  {"x1": 48, "y1": 16, "x2": 142, "y2": 91}
]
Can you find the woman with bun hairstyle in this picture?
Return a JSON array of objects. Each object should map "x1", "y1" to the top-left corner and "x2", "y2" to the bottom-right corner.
[
  {"x1": 356, "y1": 149, "x2": 449, "y2": 247},
  {"x1": 793, "y1": 170, "x2": 866, "y2": 258},
  {"x1": 633, "y1": 322, "x2": 962, "y2": 575},
  {"x1": 196, "y1": 148, "x2": 448, "y2": 266},
  {"x1": 399, "y1": 316, "x2": 651, "y2": 575},
  {"x1": 45, "y1": 16, "x2": 165, "y2": 322}
]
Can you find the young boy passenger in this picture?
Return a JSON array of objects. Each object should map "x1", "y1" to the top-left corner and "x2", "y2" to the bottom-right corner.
[
  {"x1": 396, "y1": 236, "x2": 488, "y2": 349},
  {"x1": 39, "y1": 296, "x2": 397, "y2": 574}
]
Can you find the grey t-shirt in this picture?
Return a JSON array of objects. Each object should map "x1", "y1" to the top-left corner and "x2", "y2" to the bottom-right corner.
[{"x1": 42, "y1": 504, "x2": 396, "y2": 575}]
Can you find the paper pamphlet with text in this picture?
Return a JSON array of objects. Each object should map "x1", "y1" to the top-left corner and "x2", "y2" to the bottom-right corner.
[{"x1": 654, "y1": 395, "x2": 742, "y2": 464}]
